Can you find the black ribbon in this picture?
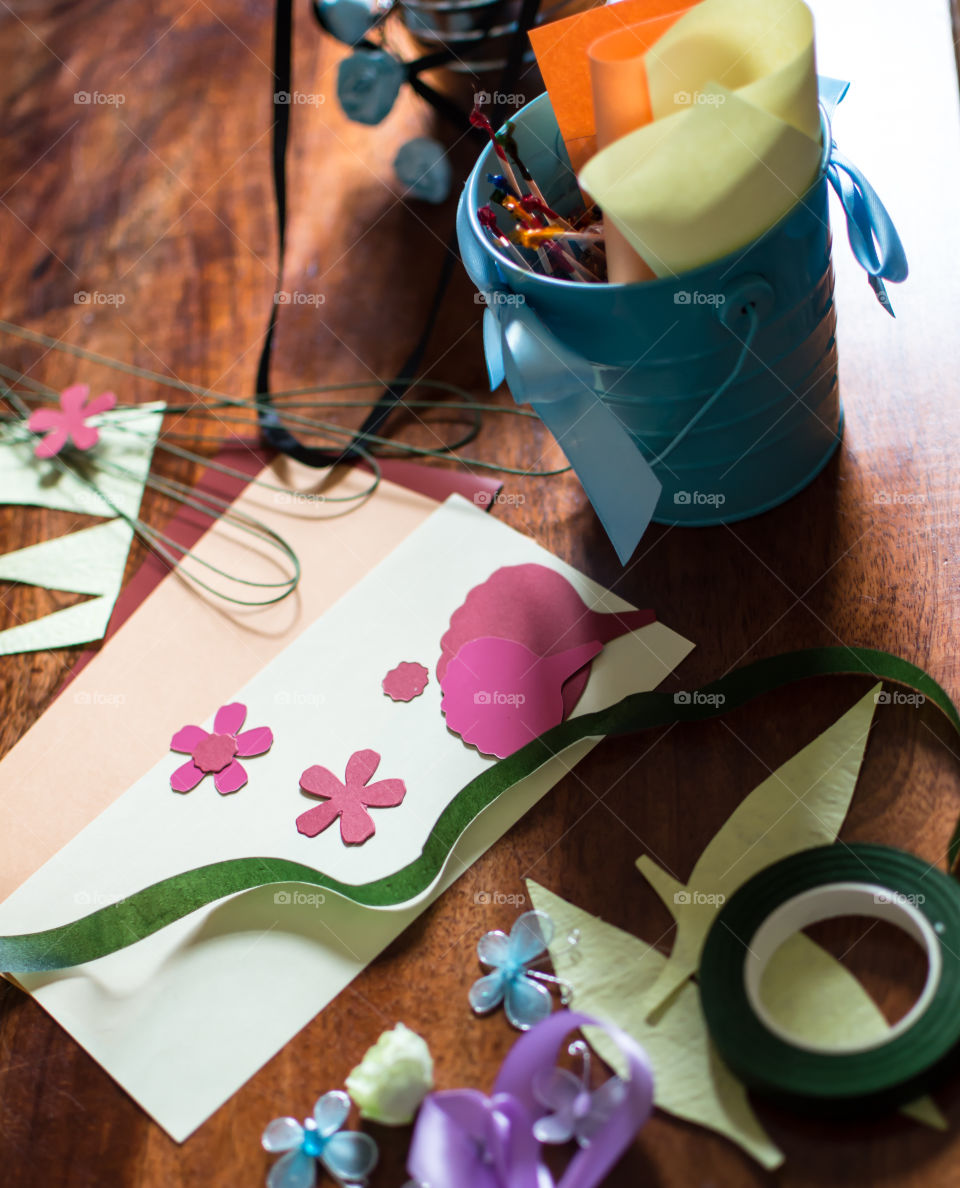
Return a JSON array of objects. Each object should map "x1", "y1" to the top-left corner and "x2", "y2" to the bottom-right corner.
[{"x1": 256, "y1": 0, "x2": 542, "y2": 467}]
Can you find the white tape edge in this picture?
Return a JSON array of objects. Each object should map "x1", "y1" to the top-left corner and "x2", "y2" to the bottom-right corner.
[{"x1": 743, "y1": 881, "x2": 943, "y2": 1056}]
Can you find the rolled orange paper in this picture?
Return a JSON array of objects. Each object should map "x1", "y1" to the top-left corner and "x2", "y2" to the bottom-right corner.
[
  {"x1": 529, "y1": 0, "x2": 690, "y2": 175},
  {"x1": 588, "y1": 11, "x2": 695, "y2": 283}
]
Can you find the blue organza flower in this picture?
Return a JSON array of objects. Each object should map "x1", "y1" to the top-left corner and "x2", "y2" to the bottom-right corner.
[
  {"x1": 469, "y1": 910, "x2": 564, "y2": 1030},
  {"x1": 336, "y1": 48, "x2": 404, "y2": 126},
  {"x1": 262, "y1": 1091, "x2": 378, "y2": 1188},
  {"x1": 393, "y1": 138, "x2": 452, "y2": 204}
]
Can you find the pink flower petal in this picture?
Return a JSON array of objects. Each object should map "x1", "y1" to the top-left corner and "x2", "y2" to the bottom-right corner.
[
  {"x1": 214, "y1": 702, "x2": 247, "y2": 736},
  {"x1": 214, "y1": 759, "x2": 247, "y2": 794},
  {"x1": 346, "y1": 749, "x2": 380, "y2": 785},
  {"x1": 299, "y1": 764, "x2": 344, "y2": 801},
  {"x1": 34, "y1": 426, "x2": 68, "y2": 458},
  {"x1": 27, "y1": 408, "x2": 60, "y2": 432},
  {"x1": 84, "y1": 390, "x2": 117, "y2": 416},
  {"x1": 70, "y1": 424, "x2": 100, "y2": 452},
  {"x1": 339, "y1": 800, "x2": 376, "y2": 845},
  {"x1": 170, "y1": 760, "x2": 205, "y2": 792},
  {"x1": 59, "y1": 383, "x2": 90, "y2": 414},
  {"x1": 170, "y1": 724, "x2": 209, "y2": 753},
  {"x1": 235, "y1": 726, "x2": 273, "y2": 757},
  {"x1": 360, "y1": 777, "x2": 406, "y2": 808},
  {"x1": 296, "y1": 801, "x2": 341, "y2": 837}
]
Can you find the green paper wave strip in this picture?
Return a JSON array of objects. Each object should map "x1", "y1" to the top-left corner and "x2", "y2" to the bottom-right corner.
[{"x1": 3, "y1": 646, "x2": 959, "y2": 972}]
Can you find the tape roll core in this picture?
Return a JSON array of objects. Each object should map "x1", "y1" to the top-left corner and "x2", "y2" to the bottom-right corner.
[
  {"x1": 699, "y1": 844, "x2": 960, "y2": 1113},
  {"x1": 745, "y1": 881, "x2": 942, "y2": 1055}
]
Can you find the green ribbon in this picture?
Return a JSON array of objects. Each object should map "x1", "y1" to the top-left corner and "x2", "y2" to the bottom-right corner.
[{"x1": 3, "y1": 645, "x2": 959, "y2": 972}]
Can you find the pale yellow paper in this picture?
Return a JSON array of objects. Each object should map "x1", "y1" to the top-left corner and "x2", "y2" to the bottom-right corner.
[
  {"x1": 579, "y1": 0, "x2": 822, "y2": 277},
  {"x1": 644, "y1": 0, "x2": 819, "y2": 136},
  {"x1": 636, "y1": 685, "x2": 880, "y2": 1014},
  {"x1": 527, "y1": 880, "x2": 944, "y2": 1174}
]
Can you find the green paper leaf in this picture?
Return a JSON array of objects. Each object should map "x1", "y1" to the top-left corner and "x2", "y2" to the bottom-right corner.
[
  {"x1": 0, "y1": 406, "x2": 163, "y2": 653},
  {"x1": 637, "y1": 684, "x2": 881, "y2": 1014}
]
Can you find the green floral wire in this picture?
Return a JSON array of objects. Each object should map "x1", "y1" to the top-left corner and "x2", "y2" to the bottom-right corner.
[
  {"x1": 0, "y1": 367, "x2": 378, "y2": 601},
  {"x1": 0, "y1": 317, "x2": 572, "y2": 606},
  {"x1": 107, "y1": 396, "x2": 571, "y2": 477},
  {"x1": 0, "y1": 362, "x2": 385, "y2": 508},
  {"x1": 0, "y1": 390, "x2": 303, "y2": 607},
  {"x1": 0, "y1": 319, "x2": 572, "y2": 477}
]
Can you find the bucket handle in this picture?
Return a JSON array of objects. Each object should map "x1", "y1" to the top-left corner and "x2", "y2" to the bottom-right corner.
[{"x1": 646, "y1": 278, "x2": 765, "y2": 467}]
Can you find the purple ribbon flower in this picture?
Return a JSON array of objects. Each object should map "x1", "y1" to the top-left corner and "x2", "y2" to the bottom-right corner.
[{"x1": 407, "y1": 1011, "x2": 654, "y2": 1188}]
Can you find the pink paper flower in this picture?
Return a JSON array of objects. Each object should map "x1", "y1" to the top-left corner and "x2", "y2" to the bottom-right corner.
[
  {"x1": 169, "y1": 702, "x2": 274, "y2": 794},
  {"x1": 382, "y1": 660, "x2": 429, "y2": 702},
  {"x1": 297, "y1": 749, "x2": 406, "y2": 844},
  {"x1": 27, "y1": 384, "x2": 117, "y2": 458}
]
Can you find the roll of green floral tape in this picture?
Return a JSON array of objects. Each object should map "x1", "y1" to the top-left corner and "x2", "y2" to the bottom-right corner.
[{"x1": 700, "y1": 843, "x2": 960, "y2": 1115}]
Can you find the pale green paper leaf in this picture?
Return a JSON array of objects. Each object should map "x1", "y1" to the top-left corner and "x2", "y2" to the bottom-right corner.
[
  {"x1": 0, "y1": 519, "x2": 134, "y2": 596},
  {"x1": 0, "y1": 405, "x2": 163, "y2": 653},
  {"x1": 0, "y1": 404, "x2": 164, "y2": 519},
  {"x1": 637, "y1": 684, "x2": 881, "y2": 1014}
]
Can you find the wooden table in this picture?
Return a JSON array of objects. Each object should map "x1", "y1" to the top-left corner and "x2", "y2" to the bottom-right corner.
[{"x1": 2, "y1": 0, "x2": 959, "y2": 1183}]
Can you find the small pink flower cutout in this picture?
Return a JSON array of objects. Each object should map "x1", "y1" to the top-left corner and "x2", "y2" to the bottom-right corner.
[
  {"x1": 382, "y1": 660, "x2": 429, "y2": 702},
  {"x1": 169, "y1": 702, "x2": 274, "y2": 794},
  {"x1": 27, "y1": 384, "x2": 117, "y2": 458},
  {"x1": 297, "y1": 749, "x2": 406, "y2": 844}
]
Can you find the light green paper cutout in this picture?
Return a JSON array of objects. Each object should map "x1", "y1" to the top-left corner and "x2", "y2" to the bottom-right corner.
[
  {"x1": 637, "y1": 684, "x2": 881, "y2": 1015},
  {"x1": 0, "y1": 520, "x2": 135, "y2": 654},
  {"x1": 0, "y1": 405, "x2": 163, "y2": 653}
]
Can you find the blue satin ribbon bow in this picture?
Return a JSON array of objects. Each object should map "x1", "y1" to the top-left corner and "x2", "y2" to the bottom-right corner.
[
  {"x1": 819, "y1": 77, "x2": 908, "y2": 316},
  {"x1": 470, "y1": 77, "x2": 907, "y2": 564},
  {"x1": 481, "y1": 294, "x2": 663, "y2": 565}
]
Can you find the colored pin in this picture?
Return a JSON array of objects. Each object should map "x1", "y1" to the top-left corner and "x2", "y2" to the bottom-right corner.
[
  {"x1": 477, "y1": 205, "x2": 531, "y2": 269},
  {"x1": 490, "y1": 190, "x2": 557, "y2": 275},
  {"x1": 511, "y1": 227, "x2": 604, "y2": 249},
  {"x1": 541, "y1": 240, "x2": 597, "y2": 284},
  {"x1": 471, "y1": 104, "x2": 523, "y2": 197},
  {"x1": 490, "y1": 189, "x2": 537, "y2": 226},
  {"x1": 486, "y1": 172, "x2": 521, "y2": 201},
  {"x1": 496, "y1": 122, "x2": 550, "y2": 210},
  {"x1": 520, "y1": 194, "x2": 565, "y2": 225}
]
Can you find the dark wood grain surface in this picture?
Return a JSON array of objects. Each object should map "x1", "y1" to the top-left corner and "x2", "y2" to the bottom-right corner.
[{"x1": 2, "y1": 0, "x2": 960, "y2": 1184}]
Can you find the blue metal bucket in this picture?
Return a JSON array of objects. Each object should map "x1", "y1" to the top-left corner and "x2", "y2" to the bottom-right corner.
[{"x1": 457, "y1": 92, "x2": 842, "y2": 526}]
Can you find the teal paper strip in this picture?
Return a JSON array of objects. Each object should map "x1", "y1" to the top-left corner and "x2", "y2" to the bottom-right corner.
[{"x1": 2, "y1": 646, "x2": 958, "y2": 972}]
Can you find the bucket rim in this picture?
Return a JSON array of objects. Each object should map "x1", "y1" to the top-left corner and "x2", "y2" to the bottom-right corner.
[{"x1": 463, "y1": 93, "x2": 834, "y2": 294}]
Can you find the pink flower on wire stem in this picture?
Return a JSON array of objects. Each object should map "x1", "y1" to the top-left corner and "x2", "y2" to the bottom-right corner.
[
  {"x1": 297, "y1": 749, "x2": 406, "y2": 844},
  {"x1": 27, "y1": 384, "x2": 117, "y2": 458},
  {"x1": 169, "y1": 702, "x2": 274, "y2": 795}
]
